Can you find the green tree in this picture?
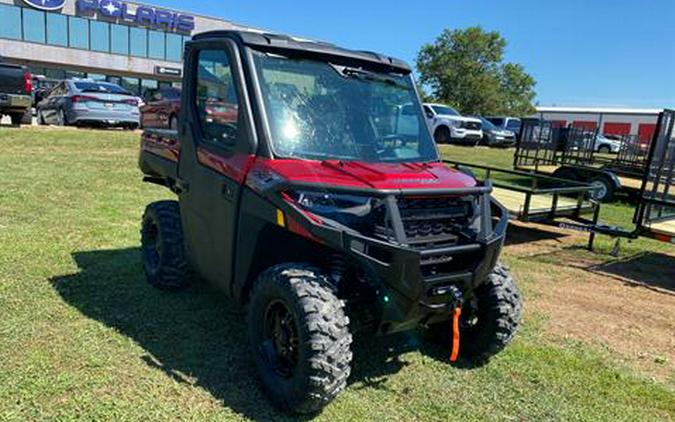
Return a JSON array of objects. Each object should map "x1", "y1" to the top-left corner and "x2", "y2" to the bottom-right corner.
[{"x1": 416, "y1": 27, "x2": 536, "y2": 116}]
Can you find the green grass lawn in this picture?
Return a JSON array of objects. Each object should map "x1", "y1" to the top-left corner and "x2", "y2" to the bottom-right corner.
[{"x1": 1, "y1": 127, "x2": 673, "y2": 421}]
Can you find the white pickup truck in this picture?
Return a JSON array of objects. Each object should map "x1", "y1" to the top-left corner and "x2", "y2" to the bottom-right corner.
[
  {"x1": 396, "y1": 103, "x2": 483, "y2": 145},
  {"x1": 422, "y1": 103, "x2": 483, "y2": 145}
]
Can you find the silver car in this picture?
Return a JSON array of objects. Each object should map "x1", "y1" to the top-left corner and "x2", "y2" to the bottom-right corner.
[{"x1": 37, "y1": 79, "x2": 140, "y2": 129}]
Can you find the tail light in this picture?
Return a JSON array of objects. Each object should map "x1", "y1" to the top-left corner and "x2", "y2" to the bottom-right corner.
[
  {"x1": 122, "y1": 98, "x2": 138, "y2": 106},
  {"x1": 23, "y1": 72, "x2": 32, "y2": 94},
  {"x1": 71, "y1": 95, "x2": 98, "y2": 103}
]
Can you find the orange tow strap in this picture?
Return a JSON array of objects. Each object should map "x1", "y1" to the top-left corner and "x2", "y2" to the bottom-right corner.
[{"x1": 450, "y1": 307, "x2": 462, "y2": 362}]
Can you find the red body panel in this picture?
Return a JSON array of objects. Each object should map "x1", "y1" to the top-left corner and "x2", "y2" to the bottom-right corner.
[
  {"x1": 140, "y1": 87, "x2": 182, "y2": 129},
  {"x1": 247, "y1": 158, "x2": 477, "y2": 190},
  {"x1": 197, "y1": 148, "x2": 255, "y2": 184},
  {"x1": 142, "y1": 132, "x2": 476, "y2": 191},
  {"x1": 141, "y1": 131, "x2": 180, "y2": 162}
]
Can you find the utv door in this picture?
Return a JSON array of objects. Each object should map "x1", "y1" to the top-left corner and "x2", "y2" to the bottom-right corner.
[{"x1": 177, "y1": 39, "x2": 257, "y2": 294}]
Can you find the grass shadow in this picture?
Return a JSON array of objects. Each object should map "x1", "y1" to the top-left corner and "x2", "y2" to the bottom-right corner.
[
  {"x1": 504, "y1": 222, "x2": 570, "y2": 246},
  {"x1": 51, "y1": 248, "x2": 466, "y2": 419},
  {"x1": 585, "y1": 251, "x2": 675, "y2": 295}
]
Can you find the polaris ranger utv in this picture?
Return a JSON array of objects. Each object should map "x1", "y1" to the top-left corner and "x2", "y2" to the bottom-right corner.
[{"x1": 139, "y1": 30, "x2": 522, "y2": 414}]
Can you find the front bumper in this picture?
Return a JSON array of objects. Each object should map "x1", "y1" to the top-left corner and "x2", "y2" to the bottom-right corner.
[
  {"x1": 0, "y1": 93, "x2": 31, "y2": 111},
  {"x1": 488, "y1": 133, "x2": 517, "y2": 147},
  {"x1": 450, "y1": 128, "x2": 483, "y2": 142},
  {"x1": 343, "y1": 195, "x2": 508, "y2": 334},
  {"x1": 68, "y1": 108, "x2": 140, "y2": 126},
  {"x1": 268, "y1": 178, "x2": 509, "y2": 335}
]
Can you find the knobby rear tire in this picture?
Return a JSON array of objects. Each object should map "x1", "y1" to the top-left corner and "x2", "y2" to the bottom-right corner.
[{"x1": 140, "y1": 200, "x2": 191, "y2": 291}]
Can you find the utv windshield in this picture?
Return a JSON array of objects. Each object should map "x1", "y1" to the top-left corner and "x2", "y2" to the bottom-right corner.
[{"x1": 252, "y1": 50, "x2": 438, "y2": 162}]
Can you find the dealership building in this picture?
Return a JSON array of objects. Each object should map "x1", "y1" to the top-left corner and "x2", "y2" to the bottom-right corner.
[{"x1": 0, "y1": 0, "x2": 251, "y2": 95}]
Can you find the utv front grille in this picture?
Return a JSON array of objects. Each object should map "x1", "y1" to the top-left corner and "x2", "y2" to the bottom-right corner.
[
  {"x1": 398, "y1": 196, "x2": 472, "y2": 247},
  {"x1": 371, "y1": 196, "x2": 476, "y2": 249}
]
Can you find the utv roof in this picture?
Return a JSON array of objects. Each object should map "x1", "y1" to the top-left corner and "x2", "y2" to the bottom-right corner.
[{"x1": 193, "y1": 30, "x2": 412, "y2": 74}]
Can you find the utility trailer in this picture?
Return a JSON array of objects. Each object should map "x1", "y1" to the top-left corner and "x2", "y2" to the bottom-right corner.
[
  {"x1": 512, "y1": 110, "x2": 675, "y2": 249},
  {"x1": 514, "y1": 118, "x2": 654, "y2": 202},
  {"x1": 446, "y1": 109, "x2": 675, "y2": 252},
  {"x1": 443, "y1": 160, "x2": 603, "y2": 249}
]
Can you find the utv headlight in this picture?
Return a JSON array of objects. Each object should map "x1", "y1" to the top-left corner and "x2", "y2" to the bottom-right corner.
[{"x1": 288, "y1": 191, "x2": 375, "y2": 218}]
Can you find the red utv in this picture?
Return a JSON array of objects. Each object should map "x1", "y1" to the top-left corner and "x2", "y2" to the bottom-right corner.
[
  {"x1": 138, "y1": 30, "x2": 522, "y2": 414},
  {"x1": 140, "y1": 86, "x2": 182, "y2": 129}
]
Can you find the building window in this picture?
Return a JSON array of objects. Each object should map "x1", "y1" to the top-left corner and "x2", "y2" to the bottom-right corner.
[
  {"x1": 23, "y1": 9, "x2": 46, "y2": 44},
  {"x1": 90, "y1": 21, "x2": 110, "y2": 53},
  {"x1": 65, "y1": 70, "x2": 86, "y2": 79},
  {"x1": 111, "y1": 24, "x2": 129, "y2": 55},
  {"x1": 44, "y1": 68, "x2": 66, "y2": 80},
  {"x1": 121, "y1": 77, "x2": 140, "y2": 95},
  {"x1": 182, "y1": 35, "x2": 190, "y2": 54},
  {"x1": 0, "y1": 4, "x2": 22, "y2": 40},
  {"x1": 46, "y1": 13, "x2": 68, "y2": 47},
  {"x1": 141, "y1": 79, "x2": 159, "y2": 97},
  {"x1": 87, "y1": 73, "x2": 107, "y2": 81},
  {"x1": 148, "y1": 30, "x2": 166, "y2": 60},
  {"x1": 165, "y1": 33, "x2": 182, "y2": 62},
  {"x1": 130, "y1": 27, "x2": 148, "y2": 57},
  {"x1": 69, "y1": 17, "x2": 89, "y2": 49}
]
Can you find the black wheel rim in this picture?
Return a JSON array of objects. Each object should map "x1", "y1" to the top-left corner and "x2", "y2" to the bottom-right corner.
[
  {"x1": 261, "y1": 300, "x2": 300, "y2": 378},
  {"x1": 141, "y1": 220, "x2": 162, "y2": 275}
]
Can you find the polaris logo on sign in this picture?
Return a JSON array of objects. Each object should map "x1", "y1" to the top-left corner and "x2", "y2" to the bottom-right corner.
[
  {"x1": 76, "y1": 0, "x2": 196, "y2": 33},
  {"x1": 22, "y1": 0, "x2": 67, "y2": 11}
]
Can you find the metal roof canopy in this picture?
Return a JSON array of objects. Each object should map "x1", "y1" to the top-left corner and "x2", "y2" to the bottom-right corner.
[{"x1": 193, "y1": 30, "x2": 412, "y2": 74}]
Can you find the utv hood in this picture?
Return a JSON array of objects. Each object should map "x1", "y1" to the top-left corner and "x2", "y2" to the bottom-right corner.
[{"x1": 252, "y1": 159, "x2": 477, "y2": 191}]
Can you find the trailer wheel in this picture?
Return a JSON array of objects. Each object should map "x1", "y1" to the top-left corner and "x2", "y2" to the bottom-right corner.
[
  {"x1": 589, "y1": 175, "x2": 615, "y2": 202},
  {"x1": 434, "y1": 126, "x2": 451, "y2": 144},
  {"x1": 428, "y1": 263, "x2": 522, "y2": 365},
  {"x1": 248, "y1": 264, "x2": 352, "y2": 414},
  {"x1": 140, "y1": 201, "x2": 191, "y2": 290}
]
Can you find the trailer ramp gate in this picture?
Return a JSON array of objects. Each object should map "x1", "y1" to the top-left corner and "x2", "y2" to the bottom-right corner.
[{"x1": 636, "y1": 109, "x2": 675, "y2": 244}]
